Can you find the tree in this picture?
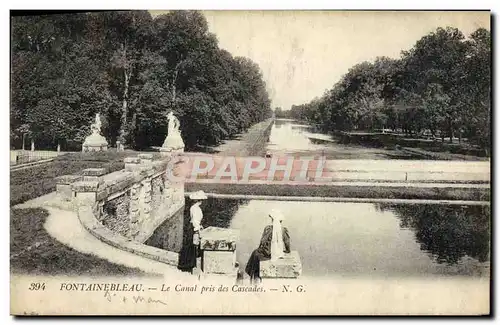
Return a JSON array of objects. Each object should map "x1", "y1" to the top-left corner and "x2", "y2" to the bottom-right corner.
[
  {"x1": 289, "y1": 26, "x2": 490, "y2": 154},
  {"x1": 461, "y1": 28, "x2": 491, "y2": 151},
  {"x1": 99, "y1": 11, "x2": 155, "y2": 147},
  {"x1": 11, "y1": 11, "x2": 272, "y2": 151},
  {"x1": 401, "y1": 27, "x2": 468, "y2": 141},
  {"x1": 11, "y1": 13, "x2": 111, "y2": 150}
]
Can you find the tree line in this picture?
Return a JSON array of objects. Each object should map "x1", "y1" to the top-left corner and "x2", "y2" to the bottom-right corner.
[
  {"x1": 11, "y1": 11, "x2": 272, "y2": 151},
  {"x1": 278, "y1": 27, "x2": 490, "y2": 152}
]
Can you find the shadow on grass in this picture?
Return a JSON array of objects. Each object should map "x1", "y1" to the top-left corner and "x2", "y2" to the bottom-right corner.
[{"x1": 10, "y1": 208, "x2": 147, "y2": 277}]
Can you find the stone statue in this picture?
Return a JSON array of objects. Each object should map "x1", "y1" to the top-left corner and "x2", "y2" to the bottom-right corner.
[
  {"x1": 91, "y1": 113, "x2": 102, "y2": 135},
  {"x1": 82, "y1": 113, "x2": 108, "y2": 152},
  {"x1": 161, "y1": 111, "x2": 185, "y2": 154},
  {"x1": 167, "y1": 111, "x2": 180, "y2": 137}
]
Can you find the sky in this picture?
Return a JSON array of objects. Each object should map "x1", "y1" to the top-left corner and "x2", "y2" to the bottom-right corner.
[{"x1": 201, "y1": 11, "x2": 490, "y2": 110}]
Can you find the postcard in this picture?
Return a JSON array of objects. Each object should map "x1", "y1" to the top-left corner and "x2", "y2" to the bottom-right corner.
[{"x1": 10, "y1": 10, "x2": 491, "y2": 315}]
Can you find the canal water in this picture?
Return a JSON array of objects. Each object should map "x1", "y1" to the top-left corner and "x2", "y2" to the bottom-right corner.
[
  {"x1": 268, "y1": 118, "x2": 416, "y2": 159},
  {"x1": 147, "y1": 118, "x2": 490, "y2": 278},
  {"x1": 180, "y1": 198, "x2": 490, "y2": 278}
]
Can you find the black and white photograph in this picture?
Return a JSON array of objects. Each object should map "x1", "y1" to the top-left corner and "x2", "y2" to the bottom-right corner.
[{"x1": 8, "y1": 9, "x2": 491, "y2": 315}]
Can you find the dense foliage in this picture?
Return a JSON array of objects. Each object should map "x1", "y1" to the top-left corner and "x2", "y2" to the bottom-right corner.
[
  {"x1": 278, "y1": 27, "x2": 491, "y2": 152},
  {"x1": 11, "y1": 11, "x2": 272, "y2": 151}
]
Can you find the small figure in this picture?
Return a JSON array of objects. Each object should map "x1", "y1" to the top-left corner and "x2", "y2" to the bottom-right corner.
[
  {"x1": 245, "y1": 209, "x2": 291, "y2": 283},
  {"x1": 179, "y1": 191, "x2": 208, "y2": 273},
  {"x1": 189, "y1": 190, "x2": 207, "y2": 233}
]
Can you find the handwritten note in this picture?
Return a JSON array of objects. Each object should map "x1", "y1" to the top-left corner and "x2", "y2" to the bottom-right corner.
[{"x1": 104, "y1": 290, "x2": 167, "y2": 306}]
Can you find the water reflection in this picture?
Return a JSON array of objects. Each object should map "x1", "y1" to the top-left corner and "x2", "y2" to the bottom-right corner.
[
  {"x1": 268, "y1": 118, "x2": 421, "y2": 160},
  {"x1": 147, "y1": 198, "x2": 490, "y2": 277},
  {"x1": 377, "y1": 204, "x2": 491, "y2": 265},
  {"x1": 185, "y1": 199, "x2": 490, "y2": 277},
  {"x1": 184, "y1": 198, "x2": 249, "y2": 229},
  {"x1": 268, "y1": 120, "x2": 326, "y2": 154}
]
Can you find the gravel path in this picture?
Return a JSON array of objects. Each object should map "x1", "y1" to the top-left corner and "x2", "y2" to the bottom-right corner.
[{"x1": 13, "y1": 193, "x2": 193, "y2": 279}]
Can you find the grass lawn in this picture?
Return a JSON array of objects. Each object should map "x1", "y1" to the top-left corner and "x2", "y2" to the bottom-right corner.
[
  {"x1": 10, "y1": 151, "x2": 132, "y2": 206},
  {"x1": 186, "y1": 182, "x2": 490, "y2": 202},
  {"x1": 10, "y1": 208, "x2": 147, "y2": 276},
  {"x1": 339, "y1": 131, "x2": 488, "y2": 158},
  {"x1": 399, "y1": 147, "x2": 489, "y2": 161}
]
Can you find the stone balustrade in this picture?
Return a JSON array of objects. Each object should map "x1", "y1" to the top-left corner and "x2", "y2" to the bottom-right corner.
[
  {"x1": 78, "y1": 205, "x2": 179, "y2": 266},
  {"x1": 57, "y1": 154, "x2": 185, "y2": 245},
  {"x1": 57, "y1": 114, "x2": 204, "y2": 270}
]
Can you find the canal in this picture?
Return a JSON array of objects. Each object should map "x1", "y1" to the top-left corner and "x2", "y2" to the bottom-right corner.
[
  {"x1": 267, "y1": 118, "x2": 414, "y2": 160},
  {"x1": 148, "y1": 119, "x2": 490, "y2": 279},
  {"x1": 186, "y1": 198, "x2": 490, "y2": 278}
]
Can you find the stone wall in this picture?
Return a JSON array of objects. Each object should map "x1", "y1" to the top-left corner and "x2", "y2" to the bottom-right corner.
[
  {"x1": 144, "y1": 207, "x2": 184, "y2": 253},
  {"x1": 100, "y1": 191, "x2": 131, "y2": 237},
  {"x1": 151, "y1": 176, "x2": 163, "y2": 217},
  {"x1": 59, "y1": 153, "x2": 185, "y2": 244},
  {"x1": 247, "y1": 119, "x2": 274, "y2": 156},
  {"x1": 78, "y1": 205, "x2": 179, "y2": 266},
  {"x1": 216, "y1": 119, "x2": 274, "y2": 157}
]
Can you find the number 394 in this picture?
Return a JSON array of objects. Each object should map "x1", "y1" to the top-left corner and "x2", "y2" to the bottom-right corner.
[{"x1": 28, "y1": 283, "x2": 46, "y2": 291}]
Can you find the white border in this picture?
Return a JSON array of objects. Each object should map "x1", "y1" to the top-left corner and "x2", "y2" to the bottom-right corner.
[
  {"x1": 2, "y1": 1, "x2": 497, "y2": 324},
  {"x1": 2, "y1": 0, "x2": 498, "y2": 10}
]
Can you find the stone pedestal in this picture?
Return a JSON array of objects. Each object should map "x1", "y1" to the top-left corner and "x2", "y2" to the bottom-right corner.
[
  {"x1": 138, "y1": 153, "x2": 154, "y2": 164},
  {"x1": 160, "y1": 146, "x2": 184, "y2": 155},
  {"x1": 202, "y1": 251, "x2": 237, "y2": 274},
  {"x1": 55, "y1": 175, "x2": 83, "y2": 201},
  {"x1": 260, "y1": 251, "x2": 302, "y2": 278},
  {"x1": 116, "y1": 141, "x2": 124, "y2": 152},
  {"x1": 82, "y1": 133, "x2": 108, "y2": 152},
  {"x1": 72, "y1": 180, "x2": 101, "y2": 206},
  {"x1": 124, "y1": 157, "x2": 141, "y2": 172},
  {"x1": 160, "y1": 134, "x2": 184, "y2": 156},
  {"x1": 199, "y1": 227, "x2": 239, "y2": 275},
  {"x1": 82, "y1": 113, "x2": 108, "y2": 152}
]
